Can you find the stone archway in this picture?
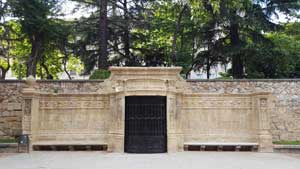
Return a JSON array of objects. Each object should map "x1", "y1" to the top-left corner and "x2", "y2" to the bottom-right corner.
[{"x1": 100, "y1": 67, "x2": 186, "y2": 152}]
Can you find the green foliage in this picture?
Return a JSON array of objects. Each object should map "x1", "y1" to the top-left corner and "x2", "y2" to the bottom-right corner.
[
  {"x1": 218, "y1": 72, "x2": 232, "y2": 79},
  {"x1": 89, "y1": 69, "x2": 110, "y2": 79},
  {"x1": 273, "y1": 140, "x2": 300, "y2": 145},
  {"x1": 0, "y1": 137, "x2": 17, "y2": 143},
  {"x1": 67, "y1": 56, "x2": 84, "y2": 75},
  {"x1": 1, "y1": 0, "x2": 300, "y2": 79},
  {"x1": 8, "y1": 0, "x2": 59, "y2": 39},
  {"x1": 244, "y1": 22, "x2": 300, "y2": 78}
]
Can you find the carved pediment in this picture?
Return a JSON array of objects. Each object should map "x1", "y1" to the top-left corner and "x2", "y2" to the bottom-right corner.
[{"x1": 98, "y1": 67, "x2": 191, "y2": 94}]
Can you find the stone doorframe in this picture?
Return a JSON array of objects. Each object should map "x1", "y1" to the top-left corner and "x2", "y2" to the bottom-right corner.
[{"x1": 99, "y1": 67, "x2": 187, "y2": 152}]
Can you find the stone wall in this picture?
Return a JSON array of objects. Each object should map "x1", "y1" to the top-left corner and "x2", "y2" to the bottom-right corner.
[
  {"x1": 0, "y1": 81, "x2": 24, "y2": 138},
  {"x1": 1, "y1": 79, "x2": 300, "y2": 142},
  {"x1": 182, "y1": 94, "x2": 259, "y2": 143},
  {"x1": 34, "y1": 94, "x2": 109, "y2": 144},
  {"x1": 0, "y1": 80, "x2": 103, "y2": 138},
  {"x1": 188, "y1": 80, "x2": 300, "y2": 141}
]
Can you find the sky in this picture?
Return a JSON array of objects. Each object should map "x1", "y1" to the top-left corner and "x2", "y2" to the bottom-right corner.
[
  {"x1": 60, "y1": 1, "x2": 94, "y2": 20},
  {"x1": 2, "y1": 0, "x2": 297, "y2": 23},
  {"x1": 61, "y1": 1, "x2": 299, "y2": 23}
]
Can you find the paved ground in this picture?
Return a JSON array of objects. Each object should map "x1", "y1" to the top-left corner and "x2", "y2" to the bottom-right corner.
[{"x1": 0, "y1": 152, "x2": 300, "y2": 169}]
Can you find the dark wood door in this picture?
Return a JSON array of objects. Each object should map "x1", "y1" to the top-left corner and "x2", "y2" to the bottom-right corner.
[{"x1": 125, "y1": 96, "x2": 167, "y2": 153}]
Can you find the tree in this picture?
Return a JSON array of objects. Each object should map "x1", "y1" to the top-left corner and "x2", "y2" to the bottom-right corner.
[
  {"x1": 4, "y1": 21, "x2": 31, "y2": 80},
  {"x1": 231, "y1": 0, "x2": 299, "y2": 78},
  {"x1": 0, "y1": 0, "x2": 11, "y2": 79},
  {"x1": 191, "y1": 0, "x2": 226, "y2": 79},
  {"x1": 98, "y1": 0, "x2": 108, "y2": 69},
  {"x1": 69, "y1": 0, "x2": 109, "y2": 73},
  {"x1": 8, "y1": 0, "x2": 61, "y2": 77},
  {"x1": 2, "y1": 0, "x2": 300, "y2": 80},
  {"x1": 192, "y1": 0, "x2": 300, "y2": 78},
  {"x1": 171, "y1": 2, "x2": 188, "y2": 64},
  {"x1": 245, "y1": 22, "x2": 300, "y2": 78}
]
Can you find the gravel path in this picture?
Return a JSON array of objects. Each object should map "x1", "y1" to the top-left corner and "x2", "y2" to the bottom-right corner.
[{"x1": 0, "y1": 152, "x2": 299, "y2": 169}]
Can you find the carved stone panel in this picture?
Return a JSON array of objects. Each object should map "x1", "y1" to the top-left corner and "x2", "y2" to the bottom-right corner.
[{"x1": 24, "y1": 99, "x2": 32, "y2": 115}]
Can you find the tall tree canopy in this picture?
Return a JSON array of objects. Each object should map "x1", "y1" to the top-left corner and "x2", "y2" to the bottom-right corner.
[{"x1": 0, "y1": 0, "x2": 299, "y2": 79}]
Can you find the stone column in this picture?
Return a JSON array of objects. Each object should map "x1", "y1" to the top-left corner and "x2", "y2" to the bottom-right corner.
[
  {"x1": 256, "y1": 94, "x2": 273, "y2": 152},
  {"x1": 166, "y1": 92, "x2": 184, "y2": 152},
  {"x1": 22, "y1": 76, "x2": 39, "y2": 151},
  {"x1": 175, "y1": 93, "x2": 184, "y2": 152},
  {"x1": 107, "y1": 93, "x2": 125, "y2": 152}
]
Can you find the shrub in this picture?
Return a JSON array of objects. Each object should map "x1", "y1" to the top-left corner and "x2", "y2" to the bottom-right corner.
[{"x1": 89, "y1": 69, "x2": 110, "y2": 79}]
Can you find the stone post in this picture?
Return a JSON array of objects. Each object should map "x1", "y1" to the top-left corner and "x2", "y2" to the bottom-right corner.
[
  {"x1": 256, "y1": 93, "x2": 273, "y2": 152},
  {"x1": 166, "y1": 79, "x2": 184, "y2": 152},
  {"x1": 22, "y1": 76, "x2": 39, "y2": 151},
  {"x1": 175, "y1": 93, "x2": 184, "y2": 152},
  {"x1": 107, "y1": 92, "x2": 125, "y2": 152},
  {"x1": 166, "y1": 92, "x2": 178, "y2": 152}
]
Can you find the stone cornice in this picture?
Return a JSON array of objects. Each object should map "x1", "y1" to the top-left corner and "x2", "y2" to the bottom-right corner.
[
  {"x1": 109, "y1": 66, "x2": 182, "y2": 72},
  {"x1": 184, "y1": 92, "x2": 272, "y2": 97}
]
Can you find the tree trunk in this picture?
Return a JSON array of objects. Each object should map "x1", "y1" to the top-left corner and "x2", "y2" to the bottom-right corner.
[
  {"x1": 40, "y1": 64, "x2": 43, "y2": 79},
  {"x1": 0, "y1": 27, "x2": 11, "y2": 80},
  {"x1": 123, "y1": 0, "x2": 135, "y2": 66},
  {"x1": 40, "y1": 60, "x2": 53, "y2": 79},
  {"x1": 60, "y1": 41, "x2": 72, "y2": 80},
  {"x1": 0, "y1": 68, "x2": 7, "y2": 80},
  {"x1": 206, "y1": 54, "x2": 210, "y2": 79},
  {"x1": 229, "y1": 23, "x2": 244, "y2": 78},
  {"x1": 98, "y1": 0, "x2": 108, "y2": 69},
  {"x1": 26, "y1": 36, "x2": 41, "y2": 77},
  {"x1": 62, "y1": 55, "x2": 72, "y2": 80},
  {"x1": 185, "y1": 37, "x2": 196, "y2": 79},
  {"x1": 171, "y1": 4, "x2": 187, "y2": 64},
  {"x1": 0, "y1": 53, "x2": 10, "y2": 80}
]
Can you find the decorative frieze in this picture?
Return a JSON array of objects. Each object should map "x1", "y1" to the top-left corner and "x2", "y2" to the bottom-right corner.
[
  {"x1": 39, "y1": 100, "x2": 107, "y2": 109},
  {"x1": 183, "y1": 96, "x2": 252, "y2": 109}
]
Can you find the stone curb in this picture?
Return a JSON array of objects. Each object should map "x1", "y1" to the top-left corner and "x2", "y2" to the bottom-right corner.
[
  {"x1": 273, "y1": 144, "x2": 300, "y2": 153},
  {"x1": 273, "y1": 144, "x2": 300, "y2": 149},
  {"x1": 187, "y1": 79, "x2": 300, "y2": 82},
  {"x1": 0, "y1": 80, "x2": 105, "y2": 83}
]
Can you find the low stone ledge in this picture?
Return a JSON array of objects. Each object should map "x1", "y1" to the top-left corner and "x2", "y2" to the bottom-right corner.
[
  {"x1": 187, "y1": 79, "x2": 300, "y2": 82},
  {"x1": 273, "y1": 145, "x2": 300, "y2": 153},
  {"x1": 0, "y1": 80, "x2": 24, "y2": 83},
  {"x1": 37, "y1": 80, "x2": 104, "y2": 83},
  {"x1": 33, "y1": 141, "x2": 108, "y2": 146},
  {"x1": 184, "y1": 142, "x2": 259, "y2": 146},
  {"x1": 274, "y1": 145, "x2": 300, "y2": 149},
  {"x1": 0, "y1": 143, "x2": 17, "y2": 148},
  {"x1": 184, "y1": 142, "x2": 259, "y2": 152},
  {"x1": 0, "y1": 80, "x2": 104, "y2": 83}
]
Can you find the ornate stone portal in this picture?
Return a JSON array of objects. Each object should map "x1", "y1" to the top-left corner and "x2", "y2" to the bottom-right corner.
[{"x1": 22, "y1": 67, "x2": 274, "y2": 152}]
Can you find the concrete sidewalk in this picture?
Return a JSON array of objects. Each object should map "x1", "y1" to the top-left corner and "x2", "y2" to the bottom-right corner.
[{"x1": 0, "y1": 152, "x2": 299, "y2": 169}]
